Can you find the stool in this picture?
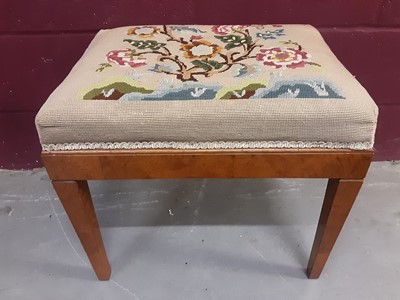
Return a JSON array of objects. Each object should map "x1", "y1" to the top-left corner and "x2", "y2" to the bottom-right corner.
[{"x1": 36, "y1": 24, "x2": 378, "y2": 280}]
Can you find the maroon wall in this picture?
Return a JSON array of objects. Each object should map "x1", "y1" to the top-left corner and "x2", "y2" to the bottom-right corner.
[{"x1": 1, "y1": 0, "x2": 400, "y2": 169}]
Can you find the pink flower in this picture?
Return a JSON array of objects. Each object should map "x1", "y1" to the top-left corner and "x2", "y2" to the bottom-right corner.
[
  {"x1": 106, "y1": 49, "x2": 146, "y2": 68},
  {"x1": 256, "y1": 47, "x2": 310, "y2": 69},
  {"x1": 211, "y1": 25, "x2": 249, "y2": 35},
  {"x1": 190, "y1": 35, "x2": 203, "y2": 40}
]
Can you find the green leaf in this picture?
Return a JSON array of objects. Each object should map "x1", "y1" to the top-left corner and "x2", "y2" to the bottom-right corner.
[
  {"x1": 148, "y1": 41, "x2": 167, "y2": 50},
  {"x1": 215, "y1": 35, "x2": 242, "y2": 43},
  {"x1": 225, "y1": 43, "x2": 238, "y2": 50},
  {"x1": 243, "y1": 36, "x2": 252, "y2": 45},
  {"x1": 123, "y1": 39, "x2": 166, "y2": 50},
  {"x1": 192, "y1": 59, "x2": 224, "y2": 71},
  {"x1": 192, "y1": 60, "x2": 212, "y2": 71},
  {"x1": 215, "y1": 35, "x2": 252, "y2": 50},
  {"x1": 207, "y1": 60, "x2": 223, "y2": 69}
]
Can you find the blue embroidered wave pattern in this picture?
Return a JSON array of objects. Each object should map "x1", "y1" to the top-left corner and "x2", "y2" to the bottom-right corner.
[{"x1": 83, "y1": 79, "x2": 344, "y2": 100}]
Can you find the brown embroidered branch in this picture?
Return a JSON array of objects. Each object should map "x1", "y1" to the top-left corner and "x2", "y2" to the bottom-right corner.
[
  {"x1": 161, "y1": 46, "x2": 172, "y2": 55},
  {"x1": 233, "y1": 44, "x2": 262, "y2": 62},
  {"x1": 281, "y1": 40, "x2": 303, "y2": 51},
  {"x1": 122, "y1": 26, "x2": 264, "y2": 82},
  {"x1": 161, "y1": 25, "x2": 188, "y2": 44},
  {"x1": 133, "y1": 50, "x2": 168, "y2": 56},
  {"x1": 159, "y1": 55, "x2": 196, "y2": 81},
  {"x1": 158, "y1": 47, "x2": 261, "y2": 81}
]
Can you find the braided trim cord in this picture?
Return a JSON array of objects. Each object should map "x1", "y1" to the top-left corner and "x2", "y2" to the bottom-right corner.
[{"x1": 42, "y1": 140, "x2": 373, "y2": 151}]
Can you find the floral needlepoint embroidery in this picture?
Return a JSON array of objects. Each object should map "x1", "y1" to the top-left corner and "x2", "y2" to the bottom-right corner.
[
  {"x1": 211, "y1": 25, "x2": 249, "y2": 35},
  {"x1": 81, "y1": 25, "x2": 349, "y2": 103},
  {"x1": 180, "y1": 40, "x2": 222, "y2": 59},
  {"x1": 94, "y1": 25, "x2": 324, "y2": 84},
  {"x1": 127, "y1": 26, "x2": 160, "y2": 37},
  {"x1": 107, "y1": 50, "x2": 147, "y2": 68},
  {"x1": 256, "y1": 47, "x2": 310, "y2": 69}
]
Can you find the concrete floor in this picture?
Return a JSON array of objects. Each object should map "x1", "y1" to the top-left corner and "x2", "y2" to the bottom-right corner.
[{"x1": 0, "y1": 162, "x2": 399, "y2": 300}]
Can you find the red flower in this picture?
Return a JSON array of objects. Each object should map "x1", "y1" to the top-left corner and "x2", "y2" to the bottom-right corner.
[
  {"x1": 106, "y1": 49, "x2": 146, "y2": 68},
  {"x1": 256, "y1": 47, "x2": 310, "y2": 69},
  {"x1": 211, "y1": 25, "x2": 249, "y2": 35}
]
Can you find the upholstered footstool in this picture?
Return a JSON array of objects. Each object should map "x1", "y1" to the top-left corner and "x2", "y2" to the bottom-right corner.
[{"x1": 36, "y1": 24, "x2": 378, "y2": 280}]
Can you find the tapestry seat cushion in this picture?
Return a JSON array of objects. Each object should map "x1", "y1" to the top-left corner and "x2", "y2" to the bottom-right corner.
[{"x1": 35, "y1": 25, "x2": 378, "y2": 151}]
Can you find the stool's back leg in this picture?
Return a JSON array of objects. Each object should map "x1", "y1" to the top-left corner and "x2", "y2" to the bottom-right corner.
[
  {"x1": 52, "y1": 180, "x2": 111, "y2": 280},
  {"x1": 307, "y1": 178, "x2": 363, "y2": 279}
]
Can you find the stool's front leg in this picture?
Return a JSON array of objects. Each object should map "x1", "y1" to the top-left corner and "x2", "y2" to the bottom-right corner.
[
  {"x1": 307, "y1": 178, "x2": 363, "y2": 279},
  {"x1": 52, "y1": 180, "x2": 111, "y2": 280}
]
